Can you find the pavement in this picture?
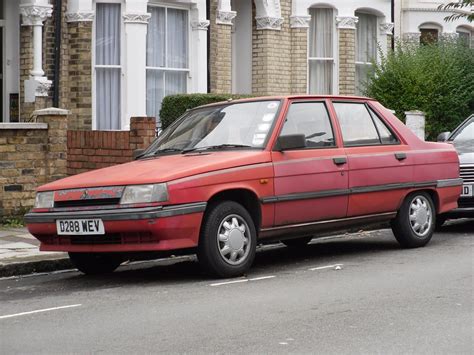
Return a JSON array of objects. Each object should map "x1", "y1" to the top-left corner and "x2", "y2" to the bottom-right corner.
[
  {"x1": 0, "y1": 227, "x2": 71, "y2": 278},
  {"x1": 0, "y1": 219, "x2": 472, "y2": 353}
]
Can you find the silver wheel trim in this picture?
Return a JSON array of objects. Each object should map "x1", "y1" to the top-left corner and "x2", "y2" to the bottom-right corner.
[
  {"x1": 217, "y1": 214, "x2": 251, "y2": 266},
  {"x1": 409, "y1": 195, "x2": 433, "y2": 238}
]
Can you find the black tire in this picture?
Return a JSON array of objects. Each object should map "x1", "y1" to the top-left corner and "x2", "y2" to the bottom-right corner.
[
  {"x1": 197, "y1": 201, "x2": 257, "y2": 278},
  {"x1": 68, "y1": 252, "x2": 124, "y2": 275},
  {"x1": 391, "y1": 192, "x2": 436, "y2": 248},
  {"x1": 435, "y1": 214, "x2": 448, "y2": 231},
  {"x1": 281, "y1": 236, "x2": 313, "y2": 248}
]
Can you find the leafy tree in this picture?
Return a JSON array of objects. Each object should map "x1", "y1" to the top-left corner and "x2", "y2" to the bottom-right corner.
[
  {"x1": 364, "y1": 40, "x2": 474, "y2": 139},
  {"x1": 438, "y1": 0, "x2": 473, "y2": 22}
]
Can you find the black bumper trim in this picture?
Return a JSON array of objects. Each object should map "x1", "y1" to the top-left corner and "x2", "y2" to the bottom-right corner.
[{"x1": 25, "y1": 202, "x2": 207, "y2": 223}]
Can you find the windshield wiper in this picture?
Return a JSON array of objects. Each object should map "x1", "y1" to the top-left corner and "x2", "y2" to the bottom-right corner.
[
  {"x1": 138, "y1": 147, "x2": 182, "y2": 159},
  {"x1": 182, "y1": 144, "x2": 253, "y2": 154}
]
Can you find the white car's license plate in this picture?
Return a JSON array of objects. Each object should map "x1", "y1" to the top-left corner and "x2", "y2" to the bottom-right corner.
[
  {"x1": 56, "y1": 219, "x2": 105, "y2": 235},
  {"x1": 461, "y1": 184, "x2": 473, "y2": 197}
]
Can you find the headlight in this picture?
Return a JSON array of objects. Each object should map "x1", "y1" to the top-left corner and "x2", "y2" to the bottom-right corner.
[
  {"x1": 34, "y1": 191, "x2": 54, "y2": 208},
  {"x1": 120, "y1": 184, "x2": 168, "y2": 205}
]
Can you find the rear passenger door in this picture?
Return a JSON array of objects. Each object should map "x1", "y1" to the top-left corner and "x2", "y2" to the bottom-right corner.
[
  {"x1": 271, "y1": 101, "x2": 348, "y2": 226},
  {"x1": 332, "y1": 101, "x2": 413, "y2": 217}
]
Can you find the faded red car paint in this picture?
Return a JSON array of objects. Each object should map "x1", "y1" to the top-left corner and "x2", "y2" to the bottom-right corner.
[{"x1": 25, "y1": 96, "x2": 462, "y2": 274}]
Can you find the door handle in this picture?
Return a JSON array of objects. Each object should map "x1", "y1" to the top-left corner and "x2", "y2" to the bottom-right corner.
[
  {"x1": 395, "y1": 153, "x2": 407, "y2": 161},
  {"x1": 333, "y1": 157, "x2": 347, "y2": 165}
]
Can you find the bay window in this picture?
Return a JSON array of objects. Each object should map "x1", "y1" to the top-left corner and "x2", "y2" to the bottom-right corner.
[
  {"x1": 308, "y1": 8, "x2": 334, "y2": 95},
  {"x1": 95, "y1": 3, "x2": 122, "y2": 130},
  {"x1": 355, "y1": 12, "x2": 377, "y2": 96},
  {"x1": 147, "y1": 6, "x2": 189, "y2": 125}
]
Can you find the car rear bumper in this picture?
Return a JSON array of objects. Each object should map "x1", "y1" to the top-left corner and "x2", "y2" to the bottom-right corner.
[{"x1": 25, "y1": 202, "x2": 206, "y2": 253}]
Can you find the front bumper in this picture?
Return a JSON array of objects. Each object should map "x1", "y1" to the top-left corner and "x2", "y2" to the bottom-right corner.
[{"x1": 25, "y1": 202, "x2": 207, "y2": 253}]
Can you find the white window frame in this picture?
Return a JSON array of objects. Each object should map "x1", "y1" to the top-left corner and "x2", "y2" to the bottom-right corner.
[
  {"x1": 92, "y1": 0, "x2": 124, "y2": 131},
  {"x1": 146, "y1": 2, "x2": 191, "y2": 111},
  {"x1": 456, "y1": 27, "x2": 472, "y2": 48},
  {"x1": 355, "y1": 11, "x2": 379, "y2": 96},
  {"x1": 307, "y1": 6, "x2": 338, "y2": 95}
]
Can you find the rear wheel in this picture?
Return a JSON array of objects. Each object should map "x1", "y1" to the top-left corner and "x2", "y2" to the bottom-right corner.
[
  {"x1": 281, "y1": 236, "x2": 313, "y2": 248},
  {"x1": 391, "y1": 192, "x2": 436, "y2": 248},
  {"x1": 68, "y1": 252, "x2": 124, "y2": 275},
  {"x1": 197, "y1": 201, "x2": 257, "y2": 278}
]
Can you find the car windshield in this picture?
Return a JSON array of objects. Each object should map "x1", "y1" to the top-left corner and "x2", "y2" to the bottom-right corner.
[
  {"x1": 141, "y1": 100, "x2": 281, "y2": 156},
  {"x1": 451, "y1": 116, "x2": 474, "y2": 154}
]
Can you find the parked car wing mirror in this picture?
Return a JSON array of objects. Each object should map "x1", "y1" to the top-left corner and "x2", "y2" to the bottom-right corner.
[
  {"x1": 437, "y1": 132, "x2": 451, "y2": 142},
  {"x1": 276, "y1": 134, "x2": 307, "y2": 151}
]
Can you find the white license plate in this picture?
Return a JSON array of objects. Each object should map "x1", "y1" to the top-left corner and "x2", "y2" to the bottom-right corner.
[
  {"x1": 461, "y1": 184, "x2": 473, "y2": 197},
  {"x1": 56, "y1": 219, "x2": 105, "y2": 235}
]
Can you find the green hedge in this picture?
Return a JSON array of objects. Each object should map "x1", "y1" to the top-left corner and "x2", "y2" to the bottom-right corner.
[
  {"x1": 364, "y1": 40, "x2": 474, "y2": 139},
  {"x1": 159, "y1": 94, "x2": 255, "y2": 130}
]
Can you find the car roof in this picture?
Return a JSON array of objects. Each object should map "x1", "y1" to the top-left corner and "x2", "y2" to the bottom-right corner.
[{"x1": 196, "y1": 95, "x2": 376, "y2": 109}]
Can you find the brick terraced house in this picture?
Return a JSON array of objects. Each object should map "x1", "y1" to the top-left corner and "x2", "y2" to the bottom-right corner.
[
  {"x1": 0, "y1": 0, "x2": 472, "y2": 219},
  {"x1": 0, "y1": 0, "x2": 472, "y2": 128}
]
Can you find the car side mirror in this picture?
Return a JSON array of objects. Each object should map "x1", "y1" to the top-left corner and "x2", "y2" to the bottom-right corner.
[
  {"x1": 276, "y1": 134, "x2": 306, "y2": 151},
  {"x1": 437, "y1": 132, "x2": 451, "y2": 142},
  {"x1": 133, "y1": 149, "x2": 145, "y2": 159}
]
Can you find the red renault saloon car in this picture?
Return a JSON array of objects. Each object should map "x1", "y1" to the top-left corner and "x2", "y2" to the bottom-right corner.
[{"x1": 25, "y1": 96, "x2": 462, "y2": 277}]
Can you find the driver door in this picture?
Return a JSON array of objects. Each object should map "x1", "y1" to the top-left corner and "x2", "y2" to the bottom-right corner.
[{"x1": 271, "y1": 100, "x2": 349, "y2": 226}]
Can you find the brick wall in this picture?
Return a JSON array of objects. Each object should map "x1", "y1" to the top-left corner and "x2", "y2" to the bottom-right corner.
[
  {"x1": 0, "y1": 109, "x2": 68, "y2": 220},
  {"x1": 67, "y1": 117, "x2": 156, "y2": 175},
  {"x1": 67, "y1": 21, "x2": 93, "y2": 130},
  {"x1": 338, "y1": 28, "x2": 356, "y2": 95},
  {"x1": 290, "y1": 27, "x2": 308, "y2": 94},
  {"x1": 252, "y1": 0, "x2": 292, "y2": 95},
  {"x1": 209, "y1": 1, "x2": 233, "y2": 94}
]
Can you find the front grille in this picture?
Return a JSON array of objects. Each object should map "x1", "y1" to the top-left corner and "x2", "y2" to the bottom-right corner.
[
  {"x1": 458, "y1": 198, "x2": 474, "y2": 209},
  {"x1": 54, "y1": 198, "x2": 121, "y2": 208},
  {"x1": 39, "y1": 232, "x2": 157, "y2": 246},
  {"x1": 460, "y1": 165, "x2": 474, "y2": 184}
]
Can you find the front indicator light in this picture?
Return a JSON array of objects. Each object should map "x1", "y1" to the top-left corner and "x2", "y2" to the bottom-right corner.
[{"x1": 34, "y1": 191, "x2": 54, "y2": 209}]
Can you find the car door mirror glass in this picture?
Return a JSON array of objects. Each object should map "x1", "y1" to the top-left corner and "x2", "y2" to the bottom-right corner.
[{"x1": 276, "y1": 134, "x2": 307, "y2": 151}]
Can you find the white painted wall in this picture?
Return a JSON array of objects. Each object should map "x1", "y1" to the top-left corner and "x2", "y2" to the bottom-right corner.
[
  {"x1": 231, "y1": 0, "x2": 252, "y2": 94},
  {"x1": 3, "y1": 0, "x2": 20, "y2": 122},
  {"x1": 395, "y1": 0, "x2": 473, "y2": 37}
]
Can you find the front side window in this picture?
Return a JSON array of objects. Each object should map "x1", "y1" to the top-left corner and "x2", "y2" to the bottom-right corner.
[
  {"x1": 141, "y1": 100, "x2": 280, "y2": 156},
  {"x1": 355, "y1": 12, "x2": 377, "y2": 95},
  {"x1": 95, "y1": 3, "x2": 121, "y2": 130},
  {"x1": 308, "y1": 8, "x2": 334, "y2": 94},
  {"x1": 333, "y1": 102, "x2": 397, "y2": 146},
  {"x1": 147, "y1": 6, "x2": 189, "y2": 125},
  {"x1": 280, "y1": 102, "x2": 335, "y2": 148},
  {"x1": 457, "y1": 30, "x2": 471, "y2": 47}
]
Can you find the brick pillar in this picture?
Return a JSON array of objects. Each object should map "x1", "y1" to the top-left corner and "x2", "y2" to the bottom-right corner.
[
  {"x1": 252, "y1": 0, "x2": 291, "y2": 96},
  {"x1": 290, "y1": 16, "x2": 311, "y2": 94},
  {"x1": 209, "y1": 1, "x2": 235, "y2": 94},
  {"x1": 337, "y1": 16, "x2": 358, "y2": 95},
  {"x1": 129, "y1": 117, "x2": 157, "y2": 151},
  {"x1": 67, "y1": 21, "x2": 93, "y2": 130},
  {"x1": 19, "y1": 26, "x2": 35, "y2": 121},
  {"x1": 34, "y1": 108, "x2": 70, "y2": 182}
]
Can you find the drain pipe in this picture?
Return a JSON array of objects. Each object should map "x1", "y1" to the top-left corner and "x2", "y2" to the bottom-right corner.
[{"x1": 53, "y1": 0, "x2": 62, "y2": 107}]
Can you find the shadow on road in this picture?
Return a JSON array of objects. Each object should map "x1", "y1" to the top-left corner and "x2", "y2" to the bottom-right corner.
[{"x1": 2, "y1": 219, "x2": 472, "y2": 300}]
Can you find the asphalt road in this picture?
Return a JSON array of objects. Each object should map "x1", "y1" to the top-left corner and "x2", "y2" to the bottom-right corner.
[{"x1": 1, "y1": 220, "x2": 473, "y2": 354}]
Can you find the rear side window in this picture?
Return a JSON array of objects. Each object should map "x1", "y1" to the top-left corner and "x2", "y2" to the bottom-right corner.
[
  {"x1": 333, "y1": 102, "x2": 398, "y2": 146},
  {"x1": 280, "y1": 102, "x2": 335, "y2": 148}
]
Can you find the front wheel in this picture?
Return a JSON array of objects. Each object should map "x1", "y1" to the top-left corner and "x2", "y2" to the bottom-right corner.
[
  {"x1": 68, "y1": 252, "x2": 124, "y2": 275},
  {"x1": 197, "y1": 201, "x2": 257, "y2": 278},
  {"x1": 391, "y1": 192, "x2": 436, "y2": 248}
]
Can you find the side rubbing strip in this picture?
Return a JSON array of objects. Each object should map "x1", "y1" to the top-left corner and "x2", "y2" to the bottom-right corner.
[
  {"x1": 261, "y1": 180, "x2": 443, "y2": 204},
  {"x1": 437, "y1": 178, "x2": 464, "y2": 188}
]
